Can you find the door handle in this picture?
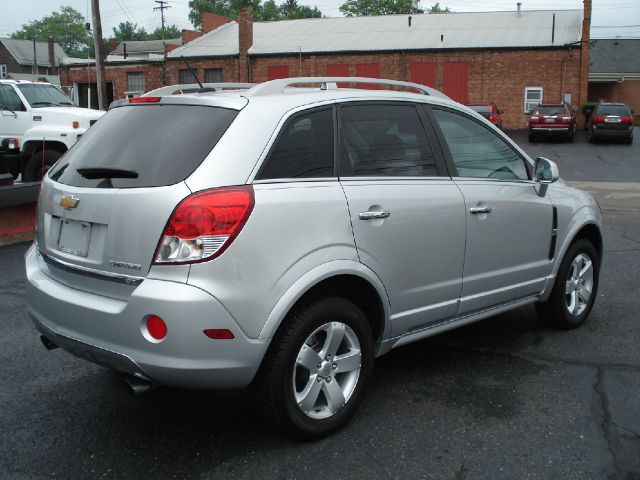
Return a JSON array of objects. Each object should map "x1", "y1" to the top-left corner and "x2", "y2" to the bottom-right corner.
[
  {"x1": 359, "y1": 211, "x2": 391, "y2": 220},
  {"x1": 469, "y1": 206, "x2": 492, "y2": 214}
]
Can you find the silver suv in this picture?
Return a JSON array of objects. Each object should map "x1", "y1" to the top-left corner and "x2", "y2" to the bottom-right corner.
[{"x1": 26, "y1": 77, "x2": 602, "y2": 438}]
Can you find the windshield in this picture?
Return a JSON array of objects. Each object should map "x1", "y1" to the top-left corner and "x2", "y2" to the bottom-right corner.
[
  {"x1": 468, "y1": 105, "x2": 490, "y2": 118},
  {"x1": 17, "y1": 84, "x2": 75, "y2": 107}
]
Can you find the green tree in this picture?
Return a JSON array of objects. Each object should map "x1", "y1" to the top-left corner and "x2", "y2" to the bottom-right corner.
[
  {"x1": 111, "y1": 21, "x2": 148, "y2": 42},
  {"x1": 339, "y1": 0, "x2": 423, "y2": 16},
  {"x1": 262, "y1": 0, "x2": 281, "y2": 20},
  {"x1": 149, "y1": 24, "x2": 183, "y2": 40},
  {"x1": 10, "y1": 6, "x2": 89, "y2": 58},
  {"x1": 427, "y1": 2, "x2": 451, "y2": 13},
  {"x1": 280, "y1": 0, "x2": 321, "y2": 19}
]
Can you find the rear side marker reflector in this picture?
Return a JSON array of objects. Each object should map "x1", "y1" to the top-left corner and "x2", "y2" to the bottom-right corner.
[
  {"x1": 203, "y1": 329, "x2": 235, "y2": 340},
  {"x1": 153, "y1": 186, "x2": 255, "y2": 265}
]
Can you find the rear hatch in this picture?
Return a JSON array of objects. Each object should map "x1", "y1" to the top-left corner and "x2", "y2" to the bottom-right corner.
[
  {"x1": 531, "y1": 105, "x2": 571, "y2": 127},
  {"x1": 37, "y1": 99, "x2": 241, "y2": 299},
  {"x1": 593, "y1": 105, "x2": 633, "y2": 131}
]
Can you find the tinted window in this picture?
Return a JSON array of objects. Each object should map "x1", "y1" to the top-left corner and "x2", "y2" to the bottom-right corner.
[
  {"x1": 257, "y1": 108, "x2": 334, "y2": 179},
  {"x1": 339, "y1": 104, "x2": 436, "y2": 177},
  {"x1": 534, "y1": 105, "x2": 568, "y2": 115},
  {"x1": 596, "y1": 105, "x2": 631, "y2": 116},
  {"x1": 0, "y1": 84, "x2": 26, "y2": 111},
  {"x1": 50, "y1": 105, "x2": 237, "y2": 188},
  {"x1": 433, "y1": 109, "x2": 528, "y2": 181}
]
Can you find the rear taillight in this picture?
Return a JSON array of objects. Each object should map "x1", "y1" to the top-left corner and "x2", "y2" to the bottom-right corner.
[
  {"x1": 621, "y1": 116, "x2": 633, "y2": 125},
  {"x1": 561, "y1": 115, "x2": 572, "y2": 123},
  {"x1": 130, "y1": 96, "x2": 161, "y2": 103},
  {"x1": 153, "y1": 186, "x2": 255, "y2": 265},
  {"x1": 530, "y1": 115, "x2": 540, "y2": 122},
  {"x1": 593, "y1": 115, "x2": 605, "y2": 124}
]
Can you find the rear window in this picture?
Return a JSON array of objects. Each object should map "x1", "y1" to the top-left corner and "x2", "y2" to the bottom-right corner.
[
  {"x1": 596, "y1": 105, "x2": 631, "y2": 116},
  {"x1": 50, "y1": 104, "x2": 237, "y2": 188},
  {"x1": 468, "y1": 105, "x2": 490, "y2": 118},
  {"x1": 534, "y1": 105, "x2": 568, "y2": 115}
]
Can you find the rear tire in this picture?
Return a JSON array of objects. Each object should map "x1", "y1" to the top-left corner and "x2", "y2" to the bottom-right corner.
[
  {"x1": 529, "y1": 133, "x2": 536, "y2": 142},
  {"x1": 626, "y1": 136, "x2": 633, "y2": 145},
  {"x1": 536, "y1": 239, "x2": 599, "y2": 330},
  {"x1": 24, "y1": 149, "x2": 62, "y2": 182},
  {"x1": 254, "y1": 297, "x2": 373, "y2": 439}
]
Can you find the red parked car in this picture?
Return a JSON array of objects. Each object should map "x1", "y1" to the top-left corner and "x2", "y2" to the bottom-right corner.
[
  {"x1": 528, "y1": 103, "x2": 577, "y2": 142},
  {"x1": 467, "y1": 102, "x2": 503, "y2": 129}
]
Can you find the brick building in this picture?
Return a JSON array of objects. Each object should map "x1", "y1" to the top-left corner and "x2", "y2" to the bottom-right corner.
[
  {"x1": 60, "y1": 1, "x2": 592, "y2": 128},
  {"x1": 588, "y1": 39, "x2": 640, "y2": 124},
  {"x1": 0, "y1": 37, "x2": 67, "y2": 84}
]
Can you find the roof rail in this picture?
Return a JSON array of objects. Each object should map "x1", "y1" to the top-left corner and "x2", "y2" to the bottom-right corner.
[
  {"x1": 142, "y1": 82, "x2": 255, "y2": 97},
  {"x1": 246, "y1": 77, "x2": 450, "y2": 100}
]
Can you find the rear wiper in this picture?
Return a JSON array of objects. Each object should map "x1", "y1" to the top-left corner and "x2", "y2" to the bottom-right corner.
[{"x1": 76, "y1": 167, "x2": 139, "y2": 179}]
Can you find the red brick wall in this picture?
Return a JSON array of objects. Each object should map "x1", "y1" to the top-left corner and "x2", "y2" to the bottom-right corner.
[
  {"x1": 249, "y1": 48, "x2": 583, "y2": 128},
  {"x1": 61, "y1": 47, "x2": 584, "y2": 129}
]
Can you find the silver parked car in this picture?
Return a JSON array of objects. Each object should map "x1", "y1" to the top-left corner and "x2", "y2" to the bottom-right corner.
[{"x1": 26, "y1": 77, "x2": 602, "y2": 438}]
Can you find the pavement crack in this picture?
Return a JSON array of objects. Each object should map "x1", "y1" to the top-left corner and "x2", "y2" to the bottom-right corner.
[
  {"x1": 593, "y1": 368, "x2": 619, "y2": 479},
  {"x1": 612, "y1": 421, "x2": 640, "y2": 444}
]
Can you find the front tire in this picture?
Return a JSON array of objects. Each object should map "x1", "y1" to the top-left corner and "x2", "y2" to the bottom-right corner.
[
  {"x1": 24, "y1": 149, "x2": 62, "y2": 182},
  {"x1": 255, "y1": 297, "x2": 373, "y2": 439},
  {"x1": 536, "y1": 239, "x2": 599, "y2": 329}
]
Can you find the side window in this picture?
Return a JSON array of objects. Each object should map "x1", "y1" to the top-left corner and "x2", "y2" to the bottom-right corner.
[
  {"x1": 257, "y1": 108, "x2": 334, "y2": 180},
  {"x1": 339, "y1": 104, "x2": 437, "y2": 177},
  {"x1": 0, "y1": 85, "x2": 26, "y2": 112},
  {"x1": 433, "y1": 108, "x2": 529, "y2": 181}
]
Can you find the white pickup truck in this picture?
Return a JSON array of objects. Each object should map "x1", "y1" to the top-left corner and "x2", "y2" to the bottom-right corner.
[{"x1": 0, "y1": 80, "x2": 104, "y2": 182}]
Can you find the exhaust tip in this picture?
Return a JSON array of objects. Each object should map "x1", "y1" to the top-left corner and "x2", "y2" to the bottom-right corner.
[
  {"x1": 40, "y1": 335, "x2": 59, "y2": 350},
  {"x1": 123, "y1": 374, "x2": 154, "y2": 396}
]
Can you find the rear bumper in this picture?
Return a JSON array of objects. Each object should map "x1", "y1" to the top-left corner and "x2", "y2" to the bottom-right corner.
[
  {"x1": 591, "y1": 126, "x2": 633, "y2": 138},
  {"x1": 530, "y1": 126, "x2": 572, "y2": 136},
  {"x1": 26, "y1": 245, "x2": 269, "y2": 389}
]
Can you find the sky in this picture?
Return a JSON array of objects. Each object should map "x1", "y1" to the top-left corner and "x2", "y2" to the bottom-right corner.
[{"x1": 0, "y1": 0, "x2": 638, "y2": 39}]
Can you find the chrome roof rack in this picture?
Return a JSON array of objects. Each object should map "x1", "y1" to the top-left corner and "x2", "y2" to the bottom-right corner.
[
  {"x1": 246, "y1": 77, "x2": 450, "y2": 100},
  {"x1": 142, "y1": 82, "x2": 255, "y2": 97}
]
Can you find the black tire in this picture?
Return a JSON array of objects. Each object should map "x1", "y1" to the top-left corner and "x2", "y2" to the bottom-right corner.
[
  {"x1": 254, "y1": 297, "x2": 374, "y2": 439},
  {"x1": 536, "y1": 239, "x2": 599, "y2": 330},
  {"x1": 588, "y1": 132, "x2": 595, "y2": 143},
  {"x1": 626, "y1": 136, "x2": 633, "y2": 145},
  {"x1": 529, "y1": 133, "x2": 536, "y2": 143},
  {"x1": 23, "y1": 149, "x2": 62, "y2": 182}
]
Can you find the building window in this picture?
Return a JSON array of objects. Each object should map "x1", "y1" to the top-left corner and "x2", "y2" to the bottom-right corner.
[
  {"x1": 0, "y1": 64, "x2": 7, "y2": 79},
  {"x1": 179, "y1": 69, "x2": 198, "y2": 84},
  {"x1": 204, "y1": 68, "x2": 223, "y2": 83},
  {"x1": 524, "y1": 87, "x2": 543, "y2": 113},
  {"x1": 127, "y1": 72, "x2": 144, "y2": 93}
]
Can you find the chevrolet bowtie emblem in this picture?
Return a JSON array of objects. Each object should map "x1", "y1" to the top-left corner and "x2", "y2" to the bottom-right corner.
[{"x1": 60, "y1": 195, "x2": 80, "y2": 210}]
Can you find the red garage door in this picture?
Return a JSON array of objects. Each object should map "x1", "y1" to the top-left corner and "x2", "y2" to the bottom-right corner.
[
  {"x1": 355, "y1": 63, "x2": 380, "y2": 89},
  {"x1": 268, "y1": 65, "x2": 290, "y2": 80},
  {"x1": 409, "y1": 62, "x2": 436, "y2": 87},
  {"x1": 327, "y1": 64, "x2": 349, "y2": 77},
  {"x1": 443, "y1": 62, "x2": 468, "y2": 103}
]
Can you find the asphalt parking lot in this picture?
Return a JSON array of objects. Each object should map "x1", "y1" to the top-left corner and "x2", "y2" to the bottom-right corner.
[{"x1": 1, "y1": 129, "x2": 639, "y2": 479}]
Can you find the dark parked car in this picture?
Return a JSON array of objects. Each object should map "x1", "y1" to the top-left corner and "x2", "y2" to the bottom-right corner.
[
  {"x1": 587, "y1": 103, "x2": 634, "y2": 144},
  {"x1": 467, "y1": 102, "x2": 503, "y2": 129},
  {"x1": 528, "y1": 103, "x2": 577, "y2": 142}
]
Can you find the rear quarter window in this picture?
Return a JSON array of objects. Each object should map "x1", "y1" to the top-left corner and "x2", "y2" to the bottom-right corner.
[{"x1": 49, "y1": 104, "x2": 237, "y2": 188}]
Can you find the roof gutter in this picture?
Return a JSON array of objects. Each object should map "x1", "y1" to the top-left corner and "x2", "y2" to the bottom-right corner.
[{"x1": 589, "y1": 73, "x2": 640, "y2": 82}]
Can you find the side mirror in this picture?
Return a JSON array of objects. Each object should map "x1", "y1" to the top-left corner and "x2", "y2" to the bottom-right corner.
[{"x1": 534, "y1": 157, "x2": 559, "y2": 197}]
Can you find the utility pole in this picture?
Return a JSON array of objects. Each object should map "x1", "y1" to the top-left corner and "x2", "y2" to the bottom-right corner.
[
  {"x1": 154, "y1": 0, "x2": 170, "y2": 85},
  {"x1": 90, "y1": 0, "x2": 107, "y2": 110}
]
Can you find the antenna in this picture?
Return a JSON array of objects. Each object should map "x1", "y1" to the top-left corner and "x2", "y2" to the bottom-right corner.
[{"x1": 180, "y1": 56, "x2": 204, "y2": 89}]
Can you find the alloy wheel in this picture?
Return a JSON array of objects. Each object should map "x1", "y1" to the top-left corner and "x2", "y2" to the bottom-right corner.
[{"x1": 565, "y1": 253, "x2": 594, "y2": 316}]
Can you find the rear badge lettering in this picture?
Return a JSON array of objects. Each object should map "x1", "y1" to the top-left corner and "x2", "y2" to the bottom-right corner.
[{"x1": 109, "y1": 260, "x2": 142, "y2": 271}]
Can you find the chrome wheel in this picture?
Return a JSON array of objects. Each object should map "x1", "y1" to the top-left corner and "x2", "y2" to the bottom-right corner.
[
  {"x1": 565, "y1": 253, "x2": 594, "y2": 316},
  {"x1": 293, "y1": 321, "x2": 361, "y2": 419}
]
